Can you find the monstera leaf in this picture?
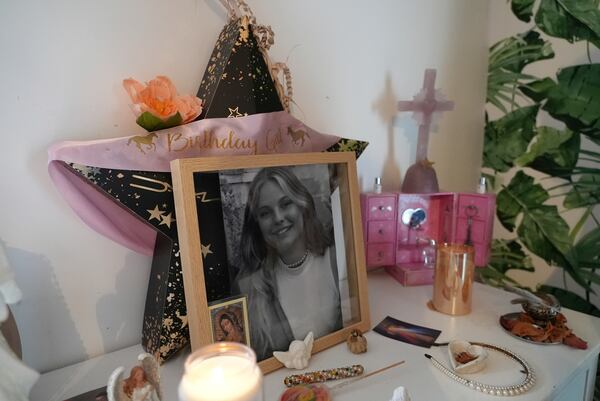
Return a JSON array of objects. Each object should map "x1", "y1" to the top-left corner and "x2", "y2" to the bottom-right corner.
[
  {"x1": 496, "y1": 171, "x2": 588, "y2": 288},
  {"x1": 483, "y1": 106, "x2": 539, "y2": 172},
  {"x1": 564, "y1": 174, "x2": 600, "y2": 209},
  {"x1": 487, "y1": 32, "x2": 553, "y2": 112},
  {"x1": 519, "y1": 77, "x2": 557, "y2": 102},
  {"x1": 539, "y1": 285, "x2": 600, "y2": 317},
  {"x1": 543, "y1": 64, "x2": 600, "y2": 145},
  {"x1": 511, "y1": 0, "x2": 536, "y2": 22},
  {"x1": 516, "y1": 126, "x2": 580, "y2": 177},
  {"x1": 479, "y1": 239, "x2": 535, "y2": 287},
  {"x1": 575, "y1": 226, "x2": 600, "y2": 269},
  {"x1": 535, "y1": 0, "x2": 600, "y2": 48}
]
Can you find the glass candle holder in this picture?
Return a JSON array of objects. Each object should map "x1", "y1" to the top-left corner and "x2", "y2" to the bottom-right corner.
[
  {"x1": 179, "y1": 342, "x2": 263, "y2": 401},
  {"x1": 432, "y1": 243, "x2": 475, "y2": 315}
]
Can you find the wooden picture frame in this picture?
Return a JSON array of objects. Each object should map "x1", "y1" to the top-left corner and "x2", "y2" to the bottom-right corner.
[{"x1": 171, "y1": 152, "x2": 370, "y2": 373}]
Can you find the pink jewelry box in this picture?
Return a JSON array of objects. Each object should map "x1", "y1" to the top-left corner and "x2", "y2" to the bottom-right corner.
[{"x1": 360, "y1": 192, "x2": 495, "y2": 286}]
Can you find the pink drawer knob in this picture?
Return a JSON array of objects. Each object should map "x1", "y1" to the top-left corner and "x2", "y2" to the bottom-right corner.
[
  {"x1": 378, "y1": 229, "x2": 384, "y2": 234},
  {"x1": 378, "y1": 251, "x2": 385, "y2": 257}
]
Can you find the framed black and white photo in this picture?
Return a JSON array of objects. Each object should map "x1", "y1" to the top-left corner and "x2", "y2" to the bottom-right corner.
[{"x1": 171, "y1": 152, "x2": 370, "y2": 373}]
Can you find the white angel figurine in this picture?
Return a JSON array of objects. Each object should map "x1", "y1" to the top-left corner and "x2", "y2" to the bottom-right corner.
[
  {"x1": 107, "y1": 353, "x2": 162, "y2": 401},
  {"x1": 273, "y1": 332, "x2": 314, "y2": 370}
]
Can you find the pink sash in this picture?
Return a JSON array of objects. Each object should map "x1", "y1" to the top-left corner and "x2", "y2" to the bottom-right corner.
[{"x1": 48, "y1": 111, "x2": 348, "y2": 255}]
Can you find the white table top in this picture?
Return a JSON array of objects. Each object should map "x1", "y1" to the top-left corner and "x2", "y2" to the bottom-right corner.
[{"x1": 32, "y1": 269, "x2": 600, "y2": 401}]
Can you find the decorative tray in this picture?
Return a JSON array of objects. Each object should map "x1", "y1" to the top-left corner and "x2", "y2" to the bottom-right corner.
[{"x1": 499, "y1": 313, "x2": 561, "y2": 345}]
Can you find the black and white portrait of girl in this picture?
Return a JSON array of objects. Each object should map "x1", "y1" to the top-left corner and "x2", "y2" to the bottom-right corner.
[{"x1": 218, "y1": 164, "x2": 347, "y2": 361}]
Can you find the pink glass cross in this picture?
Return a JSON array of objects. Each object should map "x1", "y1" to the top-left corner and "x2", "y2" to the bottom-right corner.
[{"x1": 397, "y1": 69, "x2": 454, "y2": 162}]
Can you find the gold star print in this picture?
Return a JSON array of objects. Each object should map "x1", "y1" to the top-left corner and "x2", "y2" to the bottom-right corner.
[
  {"x1": 159, "y1": 212, "x2": 175, "y2": 228},
  {"x1": 176, "y1": 311, "x2": 188, "y2": 329},
  {"x1": 227, "y1": 107, "x2": 244, "y2": 118},
  {"x1": 147, "y1": 205, "x2": 164, "y2": 221},
  {"x1": 201, "y1": 243, "x2": 213, "y2": 258}
]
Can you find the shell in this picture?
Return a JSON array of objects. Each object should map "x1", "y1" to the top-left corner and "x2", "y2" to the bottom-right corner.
[
  {"x1": 448, "y1": 340, "x2": 488, "y2": 374},
  {"x1": 346, "y1": 330, "x2": 367, "y2": 354}
]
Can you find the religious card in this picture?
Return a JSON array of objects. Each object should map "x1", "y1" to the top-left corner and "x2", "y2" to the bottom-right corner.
[
  {"x1": 374, "y1": 316, "x2": 441, "y2": 348},
  {"x1": 208, "y1": 296, "x2": 251, "y2": 346}
]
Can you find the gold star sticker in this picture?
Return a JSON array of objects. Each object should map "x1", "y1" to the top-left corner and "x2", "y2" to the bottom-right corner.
[
  {"x1": 159, "y1": 212, "x2": 175, "y2": 228},
  {"x1": 201, "y1": 243, "x2": 213, "y2": 258},
  {"x1": 227, "y1": 107, "x2": 244, "y2": 118},
  {"x1": 147, "y1": 205, "x2": 164, "y2": 221}
]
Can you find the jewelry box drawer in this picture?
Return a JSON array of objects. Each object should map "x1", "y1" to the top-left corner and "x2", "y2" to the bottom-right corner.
[
  {"x1": 367, "y1": 196, "x2": 396, "y2": 220},
  {"x1": 367, "y1": 243, "x2": 395, "y2": 266},
  {"x1": 367, "y1": 221, "x2": 396, "y2": 242}
]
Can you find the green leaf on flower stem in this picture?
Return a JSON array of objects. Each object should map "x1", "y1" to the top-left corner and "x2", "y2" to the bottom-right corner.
[
  {"x1": 136, "y1": 111, "x2": 183, "y2": 132},
  {"x1": 535, "y1": 0, "x2": 600, "y2": 48},
  {"x1": 543, "y1": 64, "x2": 600, "y2": 145},
  {"x1": 496, "y1": 171, "x2": 588, "y2": 289},
  {"x1": 516, "y1": 126, "x2": 580, "y2": 177},
  {"x1": 538, "y1": 285, "x2": 600, "y2": 317},
  {"x1": 564, "y1": 174, "x2": 600, "y2": 209},
  {"x1": 483, "y1": 105, "x2": 539, "y2": 173},
  {"x1": 511, "y1": 0, "x2": 536, "y2": 22},
  {"x1": 519, "y1": 77, "x2": 557, "y2": 103}
]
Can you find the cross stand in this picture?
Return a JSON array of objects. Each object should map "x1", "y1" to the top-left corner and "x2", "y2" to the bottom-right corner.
[{"x1": 397, "y1": 69, "x2": 454, "y2": 193}]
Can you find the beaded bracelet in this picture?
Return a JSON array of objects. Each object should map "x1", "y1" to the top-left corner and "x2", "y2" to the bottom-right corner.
[
  {"x1": 283, "y1": 365, "x2": 365, "y2": 387},
  {"x1": 425, "y1": 342, "x2": 535, "y2": 397}
]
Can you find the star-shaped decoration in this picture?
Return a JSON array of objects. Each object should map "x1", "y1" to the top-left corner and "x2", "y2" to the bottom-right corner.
[
  {"x1": 159, "y1": 212, "x2": 175, "y2": 228},
  {"x1": 176, "y1": 311, "x2": 188, "y2": 329},
  {"x1": 147, "y1": 205, "x2": 164, "y2": 221},
  {"x1": 201, "y1": 243, "x2": 213, "y2": 258},
  {"x1": 227, "y1": 107, "x2": 244, "y2": 118}
]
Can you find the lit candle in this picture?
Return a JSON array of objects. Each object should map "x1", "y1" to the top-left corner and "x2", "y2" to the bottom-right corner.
[{"x1": 179, "y1": 342, "x2": 263, "y2": 401}]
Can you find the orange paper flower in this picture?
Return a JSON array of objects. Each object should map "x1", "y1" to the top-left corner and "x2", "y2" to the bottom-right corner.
[{"x1": 123, "y1": 76, "x2": 203, "y2": 130}]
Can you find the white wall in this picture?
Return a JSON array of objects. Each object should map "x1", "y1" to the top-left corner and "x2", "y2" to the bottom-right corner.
[
  {"x1": 487, "y1": 2, "x2": 600, "y2": 299},
  {"x1": 0, "y1": 0, "x2": 489, "y2": 372}
]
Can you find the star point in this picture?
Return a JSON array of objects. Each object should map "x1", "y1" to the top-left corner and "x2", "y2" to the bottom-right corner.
[{"x1": 201, "y1": 243, "x2": 213, "y2": 258}]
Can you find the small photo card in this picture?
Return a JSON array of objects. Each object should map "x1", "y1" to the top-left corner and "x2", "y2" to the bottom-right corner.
[
  {"x1": 374, "y1": 316, "x2": 441, "y2": 348},
  {"x1": 208, "y1": 295, "x2": 251, "y2": 346}
]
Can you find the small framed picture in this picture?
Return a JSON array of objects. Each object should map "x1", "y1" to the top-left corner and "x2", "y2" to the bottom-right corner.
[
  {"x1": 171, "y1": 152, "x2": 370, "y2": 373},
  {"x1": 208, "y1": 296, "x2": 251, "y2": 346}
]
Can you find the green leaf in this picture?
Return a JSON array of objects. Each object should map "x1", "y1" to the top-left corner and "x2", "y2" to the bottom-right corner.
[
  {"x1": 538, "y1": 284, "x2": 600, "y2": 317},
  {"x1": 136, "y1": 111, "x2": 183, "y2": 132},
  {"x1": 516, "y1": 126, "x2": 580, "y2": 177},
  {"x1": 535, "y1": 0, "x2": 600, "y2": 48},
  {"x1": 497, "y1": 171, "x2": 549, "y2": 231},
  {"x1": 478, "y1": 239, "x2": 535, "y2": 287},
  {"x1": 517, "y1": 206, "x2": 572, "y2": 266},
  {"x1": 543, "y1": 64, "x2": 600, "y2": 145},
  {"x1": 512, "y1": 0, "x2": 536, "y2": 22},
  {"x1": 496, "y1": 171, "x2": 587, "y2": 288},
  {"x1": 483, "y1": 106, "x2": 539, "y2": 172},
  {"x1": 489, "y1": 31, "x2": 554, "y2": 73},
  {"x1": 564, "y1": 174, "x2": 600, "y2": 208},
  {"x1": 519, "y1": 77, "x2": 557, "y2": 103},
  {"x1": 487, "y1": 31, "x2": 553, "y2": 111},
  {"x1": 574, "y1": 226, "x2": 600, "y2": 268}
]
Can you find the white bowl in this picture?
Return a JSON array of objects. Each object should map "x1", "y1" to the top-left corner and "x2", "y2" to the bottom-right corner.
[{"x1": 448, "y1": 340, "x2": 488, "y2": 374}]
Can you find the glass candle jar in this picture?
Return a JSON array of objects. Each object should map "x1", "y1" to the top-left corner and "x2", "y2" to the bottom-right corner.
[
  {"x1": 179, "y1": 342, "x2": 263, "y2": 401},
  {"x1": 432, "y1": 243, "x2": 475, "y2": 315}
]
